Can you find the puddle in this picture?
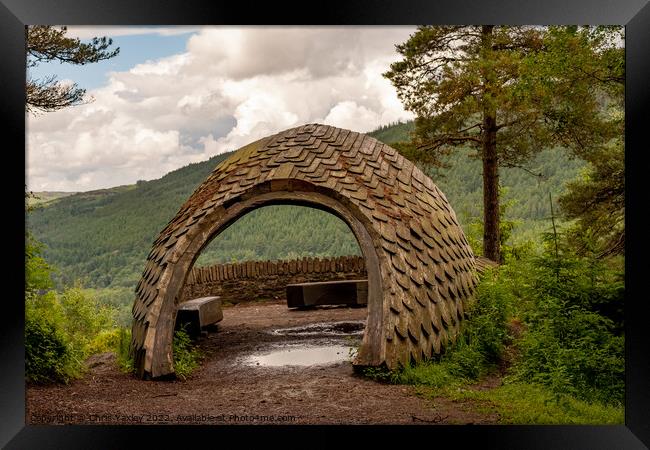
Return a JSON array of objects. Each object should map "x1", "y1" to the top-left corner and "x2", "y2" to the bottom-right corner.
[
  {"x1": 243, "y1": 344, "x2": 355, "y2": 367},
  {"x1": 270, "y1": 321, "x2": 365, "y2": 336}
]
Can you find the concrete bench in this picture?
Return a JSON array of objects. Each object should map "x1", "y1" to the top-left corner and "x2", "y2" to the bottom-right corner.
[
  {"x1": 175, "y1": 296, "x2": 223, "y2": 337},
  {"x1": 286, "y1": 279, "x2": 368, "y2": 308}
]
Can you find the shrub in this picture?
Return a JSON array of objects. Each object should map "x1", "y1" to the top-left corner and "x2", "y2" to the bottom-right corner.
[
  {"x1": 58, "y1": 287, "x2": 115, "y2": 355},
  {"x1": 507, "y1": 238, "x2": 625, "y2": 405},
  {"x1": 466, "y1": 268, "x2": 514, "y2": 363},
  {"x1": 115, "y1": 327, "x2": 134, "y2": 373},
  {"x1": 25, "y1": 287, "x2": 118, "y2": 383},
  {"x1": 172, "y1": 327, "x2": 203, "y2": 380},
  {"x1": 366, "y1": 240, "x2": 624, "y2": 408},
  {"x1": 87, "y1": 328, "x2": 123, "y2": 356},
  {"x1": 360, "y1": 365, "x2": 401, "y2": 383},
  {"x1": 25, "y1": 231, "x2": 54, "y2": 292},
  {"x1": 113, "y1": 326, "x2": 203, "y2": 379},
  {"x1": 25, "y1": 298, "x2": 79, "y2": 383},
  {"x1": 384, "y1": 266, "x2": 515, "y2": 387},
  {"x1": 25, "y1": 232, "x2": 123, "y2": 383},
  {"x1": 510, "y1": 316, "x2": 624, "y2": 405}
]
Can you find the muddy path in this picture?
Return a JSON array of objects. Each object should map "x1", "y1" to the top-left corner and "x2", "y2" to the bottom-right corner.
[{"x1": 26, "y1": 300, "x2": 498, "y2": 425}]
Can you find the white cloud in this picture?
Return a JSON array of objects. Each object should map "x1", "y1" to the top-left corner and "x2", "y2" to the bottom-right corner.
[
  {"x1": 27, "y1": 26, "x2": 416, "y2": 192},
  {"x1": 322, "y1": 101, "x2": 379, "y2": 131}
]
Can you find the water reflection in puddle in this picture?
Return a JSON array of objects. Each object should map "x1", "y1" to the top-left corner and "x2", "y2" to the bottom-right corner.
[{"x1": 244, "y1": 344, "x2": 355, "y2": 367}]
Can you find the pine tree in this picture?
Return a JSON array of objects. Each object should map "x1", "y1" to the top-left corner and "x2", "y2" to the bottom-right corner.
[
  {"x1": 26, "y1": 26, "x2": 119, "y2": 113},
  {"x1": 384, "y1": 26, "x2": 622, "y2": 262}
]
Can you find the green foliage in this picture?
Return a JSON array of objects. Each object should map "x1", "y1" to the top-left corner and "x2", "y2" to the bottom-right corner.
[
  {"x1": 363, "y1": 231, "x2": 624, "y2": 412},
  {"x1": 25, "y1": 231, "x2": 54, "y2": 292},
  {"x1": 521, "y1": 27, "x2": 623, "y2": 138},
  {"x1": 383, "y1": 124, "x2": 587, "y2": 257},
  {"x1": 360, "y1": 365, "x2": 402, "y2": 384},
  {"x1": 385, "y1": 267, "x2": 514, "y2": 388},
  {"x1": 86, "y1": 327, "x2": 123, "y2": 356},
  {"x1": 384, "y1": 25, "x2": 622, "y2": 261},
  {"x1": 25, "y1": 239, "x2": 120, "y2": 383},
  {"x1": 25, "y1": 232, "x2": 74, "y2": 383},
  {"x1": 113, "y1": 326, "x2": 202, "y2": 379},
  {"x1": 27, "y1": 157, "x2": 228, "y2": 289},
  {"x1": 395, "y1": 360, "x2": 459, "y2": 388},
  {"x1": 429, "y1": 145, "x2": 585, "y2": 227},
  {"x1": 86, "y1": 287, "x2": 137, "y2": 327},
  {"x1": 367, "y1": 121, "x2": 413, "y2": 148},
  {"x1": 384, "y1": 26, "x2": 562, "y2": 163},
  {"x1": 26, "y1": 191, "x2": 76, "y2": 208},
  {"x1": 25, "y1": 287, "x2": 118, "y2": 383},
  {"x1": 172, "y1": 327, "x2": 203, "y2": 380},
  {"x1": 469, "y1": 270, "x2": 516, "y2": 361},
  {"x1": 25, "y1": 295, "x2": 79, "y2": 383},
  {"x1": 57, "y1": 287, "x2": 116, "y2": 352},
  {"x1": 559, "y1": 137, "x2": 624, "y2": 257},
  {"x1": 507, "y1": 238, "x2": 624, "y2": 405},
  {"x1": 432, "y1": 382, "x2": 623, "y2": 424},
  {"x1": 515, "y1": 27, "x2": 623, "y2": 158},
  {"x1": 115, "y1": 327, "x2": 135, "y2": 374},
  {"x1": 462, "y1": 185, "x2": 537, "y2": 262}
]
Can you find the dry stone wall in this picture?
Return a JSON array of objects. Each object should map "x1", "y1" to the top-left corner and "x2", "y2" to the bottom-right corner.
[{"x1": 181, "y1": 255, "x2": 366, "y2": 304}]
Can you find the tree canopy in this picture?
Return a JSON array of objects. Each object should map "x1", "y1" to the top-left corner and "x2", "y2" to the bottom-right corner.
[
  {"x1": 546, "y1": 27, "x2": 624, "y2": 257},
  {"x1": 384, "y1": 25, "x2": 623, "y2": 262},
  {"x1": 26, "y1": 26, "x2": 120, "y2": 113}
]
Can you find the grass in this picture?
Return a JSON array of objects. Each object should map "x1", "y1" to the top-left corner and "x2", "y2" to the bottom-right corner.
[
  {"x1": 418, "y1": 382, "x2": 624, "y2": 425},
  {"x1": 114, "y1": 326, "x2": 203, "y2": 380},
  {"x1": 359, "y1": 254, "x2": 624, "y2": 425}
]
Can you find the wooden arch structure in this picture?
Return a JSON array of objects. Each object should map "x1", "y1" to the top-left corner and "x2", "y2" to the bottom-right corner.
[{"x1": 131, "y1": 123, "x2": 481, "y2": 379}]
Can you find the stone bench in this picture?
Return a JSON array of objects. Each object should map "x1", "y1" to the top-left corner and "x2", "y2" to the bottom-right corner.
[
  {"x1": 175, "y1": 296, "x2": 223, "y2": 337},
  {"x1": 286, "y1": 279, "x2": 368, "y2": 308}
]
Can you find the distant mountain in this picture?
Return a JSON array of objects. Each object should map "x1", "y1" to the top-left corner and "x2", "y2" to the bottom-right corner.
[
  {"x1": 28, "y1": 191, "x2": 78, "y2": 207},
  {"x1": 27, "y1": 121, "x2": 584, "y2": 290}
]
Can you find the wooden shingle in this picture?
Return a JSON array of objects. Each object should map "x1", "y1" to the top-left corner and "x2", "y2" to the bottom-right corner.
[{"x1": 131, "y1": 123, "x2": 484, "y2": 378}]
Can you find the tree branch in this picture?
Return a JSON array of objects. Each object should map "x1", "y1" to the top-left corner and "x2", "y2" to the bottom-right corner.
[
  {"x1": 416, "y1": 134, "x2": 482, "y2": 152},
  {"x1": 501, "y1": 161, "x2": 547, "y2": 179}
]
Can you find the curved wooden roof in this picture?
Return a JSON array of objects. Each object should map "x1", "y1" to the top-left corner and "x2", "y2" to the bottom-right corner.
[{"x1": 131, "y1": 123, "x2": 480, "y2": 378}]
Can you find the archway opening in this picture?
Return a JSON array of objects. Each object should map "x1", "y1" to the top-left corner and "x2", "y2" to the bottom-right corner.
[
  {"x1": 195, "y1": 203, "x2": 362, "y2": 270},
  {"x1": 173, "y1": 193, "x2": 382, "y2": 373}
]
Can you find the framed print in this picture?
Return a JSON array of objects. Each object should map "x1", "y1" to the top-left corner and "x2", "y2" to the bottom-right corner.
[{"x1": 3, "y1": 0, "x2": 649, "y2": 448}]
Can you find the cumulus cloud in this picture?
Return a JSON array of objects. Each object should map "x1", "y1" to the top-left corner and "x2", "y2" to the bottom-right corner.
[{"x1": 27, "y1": 26, "x2": 416, "y2": 192}]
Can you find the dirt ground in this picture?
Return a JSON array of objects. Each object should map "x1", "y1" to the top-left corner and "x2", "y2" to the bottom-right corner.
[{"x1": 26, "y1": 299, "x2": 498, "y2": 425}]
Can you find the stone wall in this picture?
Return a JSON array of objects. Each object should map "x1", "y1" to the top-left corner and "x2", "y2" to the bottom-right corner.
[{"x1": 181, "y1": 255, "x2": 367, "y2": 304}]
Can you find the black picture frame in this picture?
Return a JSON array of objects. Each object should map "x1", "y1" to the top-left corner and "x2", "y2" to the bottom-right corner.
[{"x1": 3, "y1": 0, "x2": 648, "y2": 447}]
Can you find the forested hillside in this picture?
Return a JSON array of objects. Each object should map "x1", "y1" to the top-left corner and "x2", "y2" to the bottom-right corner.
[
  {"x1": 27, "y1": 121, "x2": 584, "y2": 290},
  {"x1": 27, "y1": 150, "x2": 361, "y2": 290},
  {"x1": 26, "y1": 191, "x2": 78, "y2": 207}
]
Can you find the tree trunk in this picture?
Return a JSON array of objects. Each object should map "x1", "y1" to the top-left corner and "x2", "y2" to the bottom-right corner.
[
  {"x1": 482, "y1": 116, "x2": 500, "y2": 262},
  {"x1": 481, "y1": 25, "x2": 501, "y2": 263}
]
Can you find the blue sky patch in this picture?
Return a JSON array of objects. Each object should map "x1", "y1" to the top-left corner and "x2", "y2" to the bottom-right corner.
[{"x1": 28, "y1": 30, "x2": 196, "y2": 91}]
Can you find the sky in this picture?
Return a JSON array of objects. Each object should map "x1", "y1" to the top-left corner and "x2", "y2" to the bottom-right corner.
[{"x1": 26, "y1": 26, "x2": 416, "y2": 192}]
